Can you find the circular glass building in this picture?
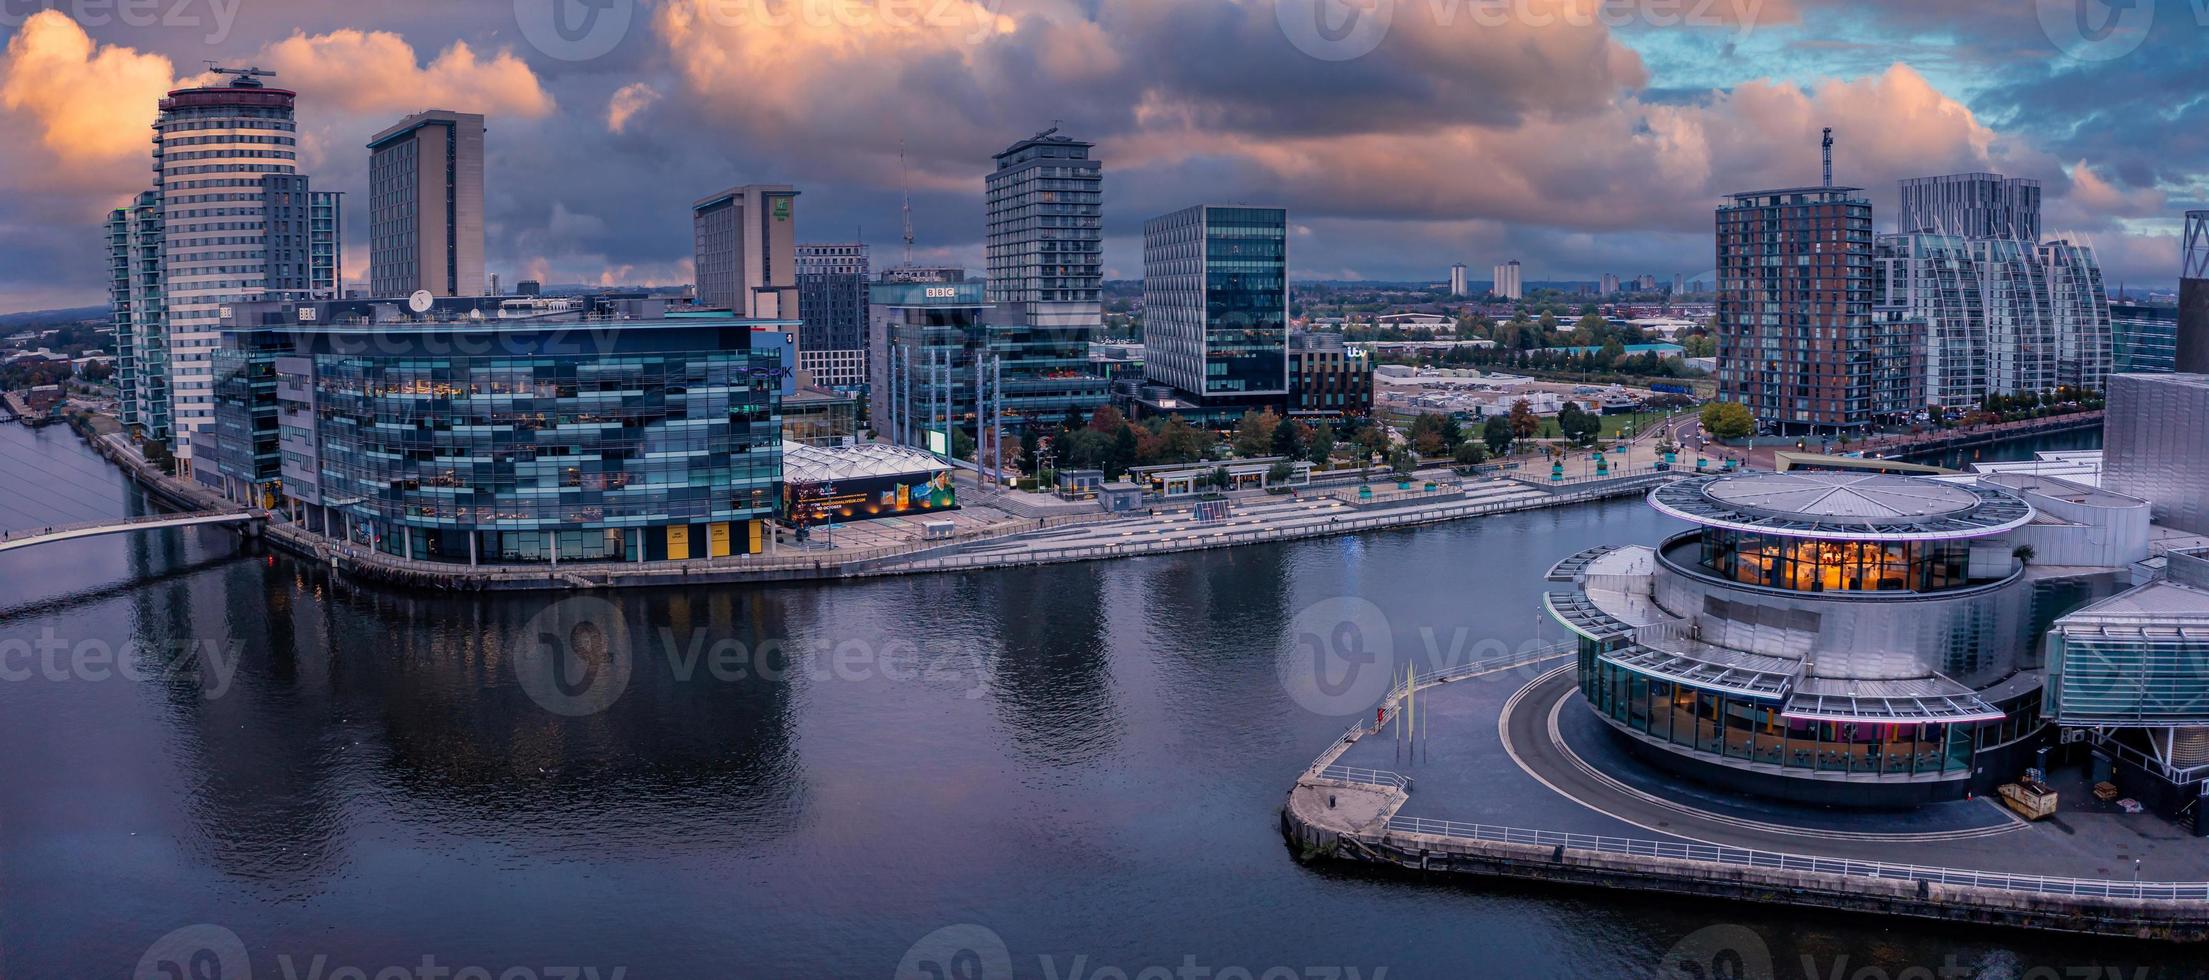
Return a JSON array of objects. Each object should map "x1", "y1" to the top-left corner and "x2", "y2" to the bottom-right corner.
[{"x1": 1547, "y1": 472, "x2": 2046, "y2": 805}]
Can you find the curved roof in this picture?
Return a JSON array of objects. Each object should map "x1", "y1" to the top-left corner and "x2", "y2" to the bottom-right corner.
[{"x1": 1650, "y1": 473, "x2": 2033, "y2": 541}]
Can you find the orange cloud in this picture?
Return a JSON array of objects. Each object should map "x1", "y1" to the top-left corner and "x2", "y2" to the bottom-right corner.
[
  {"x1": 606, "y1": 83, "x2": 661, "y2": 134},
  {"x1": 0, "y1": 11, "x2": 177, "y2": 172},
  {"x1": 256, "y1": 30, "x2": 553, "y2": 120},
  {"x1": 2066, "y1": 160, "x2": 2165, "y2": 219},
  {"x1": 1127, "y1": 63, "x2": 1997, "y2": 232}
]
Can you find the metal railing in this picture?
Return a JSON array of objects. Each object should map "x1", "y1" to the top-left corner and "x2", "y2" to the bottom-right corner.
[
  {"x1": 1317, "y1": 765, "x2": 1411, "y2": 790},
  {"x1": 1381, "y1": 817, "x2": 2209, "y2": 902},
  {"x1": 1306, "y1": 643, "x2": 1575, "y2": 774},
  {"x1": 0, "y1": 508, "x2": 255, "y2": 545},
  {"x1": 888, "y1": 485, "x2": 1647, "y2": 574}
]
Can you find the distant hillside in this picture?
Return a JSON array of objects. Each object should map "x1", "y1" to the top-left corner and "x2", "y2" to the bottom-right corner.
[{"x1": 0, "y1": 307, "x2": 107, "y2": 330}]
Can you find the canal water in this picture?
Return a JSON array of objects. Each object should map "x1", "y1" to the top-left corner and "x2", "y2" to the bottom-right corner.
[
  {"x1": 0, "y1": 420, "x2": 2192, "y2": 978},
  {"x1": 1905, "y1": 423, "x2": 2106, "y2": 472}
]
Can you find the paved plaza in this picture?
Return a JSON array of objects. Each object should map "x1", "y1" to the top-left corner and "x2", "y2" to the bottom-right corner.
[{"x1": 1323, "y1": 659, "x2": 2209, "y2": 884}]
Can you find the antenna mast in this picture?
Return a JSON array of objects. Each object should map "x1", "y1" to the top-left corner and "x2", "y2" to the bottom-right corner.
[
  {"x1": 1822, "y1": 127, "x2": 1834, "y2": 188},
  {"x1": 900, "y1": 140, "x2": 916, "y2": 266}
]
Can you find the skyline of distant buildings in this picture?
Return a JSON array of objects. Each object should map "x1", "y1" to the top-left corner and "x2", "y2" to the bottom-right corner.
[
  {"x1": 1493, "y1": 260, "x2": 1522, "y2": 301},
  {"x1": 91, "y1": 67, "x2": 2156, "y2": 467}
]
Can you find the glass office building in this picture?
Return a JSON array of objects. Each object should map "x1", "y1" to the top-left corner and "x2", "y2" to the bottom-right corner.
[
  {"x1": 2112, "y1": 302, "x2": 2179, "y2": 374},
  {"x1": 1549, "y1": 473, "x2": 2051, "y2": 804},
  {"x1": 869, "y1": 278, "x2": 988, "y2": 451},
  {"x1": 1140, "y1": 205, "x2": 1290, "y2": 417},
  {"x1": 210, "y1": 301, "x2": 793, "y2": 565}
]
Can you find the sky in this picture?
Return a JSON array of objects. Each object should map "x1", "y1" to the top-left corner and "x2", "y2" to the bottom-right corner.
[{"x1": 0, "y1": 0, "x2": 2200, "y2": 313}]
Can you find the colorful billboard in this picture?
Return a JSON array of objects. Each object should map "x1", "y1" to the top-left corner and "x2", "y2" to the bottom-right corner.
[{"x1": 785, "y1": 469, "x2": 959, "y2": 523}]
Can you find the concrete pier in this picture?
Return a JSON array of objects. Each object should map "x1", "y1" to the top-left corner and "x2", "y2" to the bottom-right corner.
[{"x1": 1281, "y1": 658, "x2": 2209, "y2": 942}]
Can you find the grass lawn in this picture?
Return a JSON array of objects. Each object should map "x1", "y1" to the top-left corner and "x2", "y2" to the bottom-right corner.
[{"x1": 1531, "y1": 410, "x2": 1678, "y2": 441}]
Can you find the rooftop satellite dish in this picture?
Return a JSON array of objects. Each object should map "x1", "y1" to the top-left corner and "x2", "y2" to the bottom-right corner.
[{"x1": 407, "y1": 290, "x2": 434, "y2": 314}]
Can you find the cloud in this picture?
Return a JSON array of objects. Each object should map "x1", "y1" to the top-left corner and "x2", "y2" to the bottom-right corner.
[
  {"x1": 0, "y1": 0, "x2": 2195, "y2": 310},
  {"x1": 1118, "y1": 63, "x2": 1996, "y2": 236},
  {"x1": 606, "y1": 82, "x2": 659, "y2": 134},
  {"x1": 2065, "y1": 160, "x2": 2167, "y2": 221},
  {"x1": 256, "y1": 30, "x2": 553, "y2": 119},
  {"x1": 0, "y1": 11, "x2": 177, "y2": 176}
]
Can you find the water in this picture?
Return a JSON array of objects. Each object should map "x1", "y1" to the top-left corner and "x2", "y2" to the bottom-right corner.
[
  {"x1": 0, "y1": 422, "x2": 2195, "y2": 978},
  {"x1": 1906, "y1": 423, "x2": 2105, "y2": 472}
]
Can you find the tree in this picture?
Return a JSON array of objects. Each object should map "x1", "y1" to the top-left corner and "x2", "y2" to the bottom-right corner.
[
  {"x1": 1271, "y1": 417, "x2": 1308, "y2": 460},
  {"x1": 1154, "y1": 415, "x2": 1212, "y2": 464},
  {"x1": 1354, "y1": 425, "x2": 1391, "y2": 464},
  {"x1": 1101, "y1": 424, "x2": 1135, "y2": 478},
  {"x1": 1508, "y1": 399, "x2": 1540, "y2": 441},
  {"x1": 1557, "y1": 402, "x2": 1588, "y2": 444},
  {"x1": 1407, "y1": 412, "x2": 1451, "y2": 457},
  {"x1": 1087, "y1": 405, "x2": 1128, "y2": 433},
  {"x1": 1266, "y1": 460, "x2": 1295, "y2": 488},
  {"x1": 1700, "y1": 401, "x2": 1755, "y2": 441},
  {"x1": 1438, "y1": 414, "x2": 1465, "y2": 450},
  {"x1": 1232, "y1": 409, "x2": 1282, "y2": 458},
  {"x1": 1452, "y1": 440, "x2": 1487, "y2": 471},
  {"x1": 1388, "y1": 448, "x2": 1418, "y2": 477},
  {"x1": 1558, "y1": 402, "x2": 1601, "y2": 445},
  {"x1": 141, "y1": 439, "x2": 176, "y2": 475},
  {"x1": 1307, "y1": 422, "x2": 1337, "y2": 467},
  {"x1": 1483, "y1": 415, "x2": 1515, "y2": 457},
  {"x1": 1018, "y1": 430, "x2": 1041, "y2": 476},
  {"x1": 1061, "y1": 429, "x2": 1112, "y2": 470}
]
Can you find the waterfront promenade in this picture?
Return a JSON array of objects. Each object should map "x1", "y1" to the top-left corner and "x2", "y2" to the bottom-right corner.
[
  {"x1": 1284, "y1": 659, "x2": 2209, "y2": 941},
  {"x1": 64, "y1": 423, "x2": 1680, "y2": 591}
]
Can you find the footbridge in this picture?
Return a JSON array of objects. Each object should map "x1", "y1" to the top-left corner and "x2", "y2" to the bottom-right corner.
[{"x1": 0, "y1": 510, "x2": 262, "y2": 555}]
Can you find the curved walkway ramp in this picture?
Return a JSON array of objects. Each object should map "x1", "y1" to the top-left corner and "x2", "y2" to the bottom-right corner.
[{"x1": 0, "y1": 510, "x2": 257, "y2": 555}]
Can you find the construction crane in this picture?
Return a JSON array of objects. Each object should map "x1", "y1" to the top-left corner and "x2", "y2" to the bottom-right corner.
[{"x1": 203, "y1": 63, "x2": 276, "y2": 87}]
